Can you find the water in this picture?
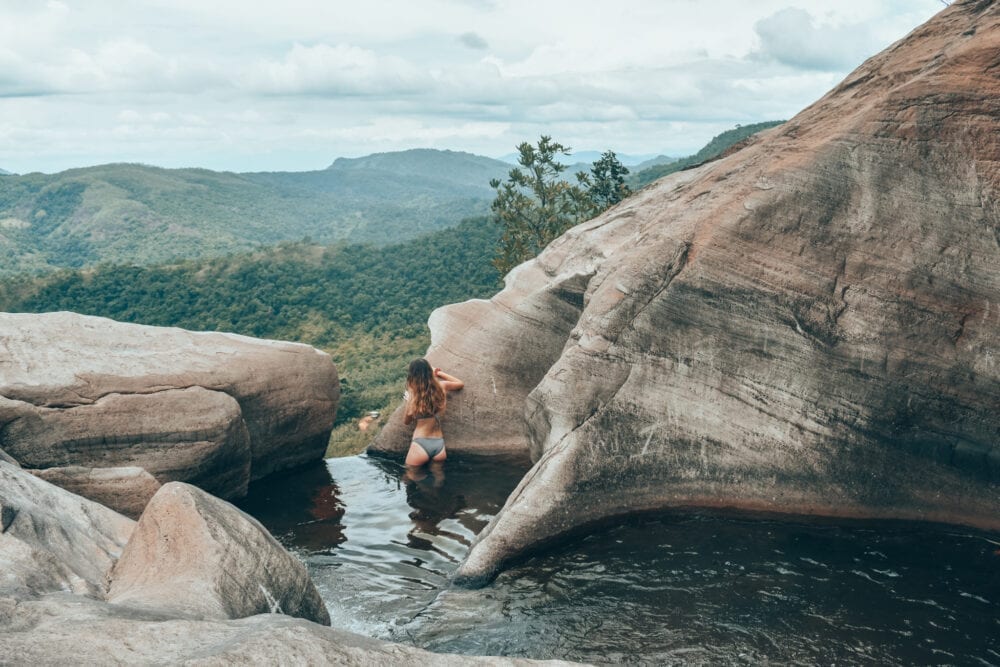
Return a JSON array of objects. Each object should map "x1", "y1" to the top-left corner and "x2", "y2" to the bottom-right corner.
[{"x1": 239, "y1": 455, "x2": 1000, "y2": 665}]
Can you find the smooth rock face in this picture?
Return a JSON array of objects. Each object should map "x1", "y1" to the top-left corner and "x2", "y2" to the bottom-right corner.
[
  {"x1": 28, "y1": 466, "x2": 162, "y2": 520},
  {"x1": 0, "y1": 462, "x2": 135, "y2": 598},
  {"x1": 0, "y1": 311, "x2": 339, "y2": 508},
  {"x1": 0, "y1": 594, "x2": 575, "y2": 667},
  {"x1": 417, "y1": 2, "x2": 999, "y2": 586},
  {"x1": 108, "y1": 482, "x2": 331, "y2": 626}
]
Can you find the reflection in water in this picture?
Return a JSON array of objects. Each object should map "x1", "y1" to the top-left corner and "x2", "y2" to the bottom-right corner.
[{"x1": 239, "y1": 455, "x2": 1000, "y2": 664}]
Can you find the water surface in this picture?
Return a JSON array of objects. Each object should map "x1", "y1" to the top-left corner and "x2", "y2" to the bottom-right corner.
[{"x1": 239, "y1": 455, "x2": 1000, "y2": 665}]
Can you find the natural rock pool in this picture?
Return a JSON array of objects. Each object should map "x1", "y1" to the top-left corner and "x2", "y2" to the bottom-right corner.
[{"x1": 239, "y1": 455, "x2": 1000, "y2": 665}]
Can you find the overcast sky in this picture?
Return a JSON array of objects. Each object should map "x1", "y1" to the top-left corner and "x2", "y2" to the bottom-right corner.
[{"x1": 0, "y1": 0, "x2": 944, "y2": 174}]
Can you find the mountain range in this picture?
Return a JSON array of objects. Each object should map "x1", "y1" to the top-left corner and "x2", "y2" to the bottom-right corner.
[
  {"x1": 0, "y1": 150, "x2": 510, "y2": 275},
  {"x1": 0, "y1": 124, "x2": 780, "y2": 276}
]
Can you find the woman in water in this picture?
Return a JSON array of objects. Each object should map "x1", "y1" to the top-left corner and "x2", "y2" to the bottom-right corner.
[{"x1": 403, "y1": 358, "x2": 464, "y2": 466}]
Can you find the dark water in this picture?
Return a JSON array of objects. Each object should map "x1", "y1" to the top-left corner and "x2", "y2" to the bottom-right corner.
[{"x1": 239, "y1": 455, "x2": 1000, "y2": 665}]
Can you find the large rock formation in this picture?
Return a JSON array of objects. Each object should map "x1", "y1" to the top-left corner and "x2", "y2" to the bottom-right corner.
[
  {"x1": 0, "y1": 311, "x2": 339, "y2": 511},
  {"x1": 376, "y1": 1, "x2": 1000, "y2": 585},
  {"x1": 0, "y1": 461, "x2": 571, "y2": 665},
  {"x1": 108, "y1": 482, "x2": 330, "y2": 625}
]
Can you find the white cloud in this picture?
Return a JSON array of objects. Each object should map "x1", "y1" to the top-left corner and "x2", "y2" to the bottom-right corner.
[
  {"x1": 752, "y1": 8, "x2": 884, "y2": 71},
  {"x1": 0, "y1": 0, "x2": 946, "y2": 173},
  {"x1": 245, "y1": 43, "x2": 429, "y2": 96}
]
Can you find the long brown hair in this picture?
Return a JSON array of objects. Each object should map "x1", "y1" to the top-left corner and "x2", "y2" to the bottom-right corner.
[{"x1": 406, "y1": 358, "x2": 446, "y2": 418}]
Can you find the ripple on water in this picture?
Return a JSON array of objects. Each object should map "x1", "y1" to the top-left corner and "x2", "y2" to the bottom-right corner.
[{"x1": 239, "y1": 455, "x2": 1000, "y2": 664}]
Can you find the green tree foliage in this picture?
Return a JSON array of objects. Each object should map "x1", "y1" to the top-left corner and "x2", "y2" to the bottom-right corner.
[
  {"x1": 489, "y1": 136, "x2": 595, "y2": 274},
  {"x1": 0, "y1": 217, "x2": 500, "y2": 430},
  {"x1": 584, "y1": 150, "x2": 631, "y2": 209},
  {"x1": 490, "y1": 138, "x2": 636, "y2": 275}
]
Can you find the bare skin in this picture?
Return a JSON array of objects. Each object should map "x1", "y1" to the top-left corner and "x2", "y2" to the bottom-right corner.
[{"x1": 404, "y1": 367, "x2": 464, "y2": 466}]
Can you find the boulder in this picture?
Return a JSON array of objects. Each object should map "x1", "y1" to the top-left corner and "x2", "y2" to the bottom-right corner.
[
  {"x1": 108, "y1": 482, "x2": 330, "y2": 625},
  {"x1": 28, "y1": 466, "x2": 162, "y2": 520},
  {"x1": 0, "y1": 462, "x2": 134, "y2": 598},
  {"x1": 0, "y1": 461, "x2": 572, "y2": 666},
  {"x1": 0, "y1": 312, "x2": 339, "y2": 508},
  {"x1": 400, "y1": 2, "x2": 999, "y2": 586}
]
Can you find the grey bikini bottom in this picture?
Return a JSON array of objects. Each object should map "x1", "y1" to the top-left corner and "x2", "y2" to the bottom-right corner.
[{"x1": 413, "y1": 437, "x2": 445, "y2": 459}]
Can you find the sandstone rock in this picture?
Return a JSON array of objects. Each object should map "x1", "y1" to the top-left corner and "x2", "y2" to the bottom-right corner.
[
  {"x1": 108, "y1": 482, "x2": 330, "y2": 625},
  {"x1": 404, "y1": 2, "x2": 999, "y2": 586},
  {"x1": 0, "y1": 593, "x2": 578, "y2": 666},
  {"x1": 28, "y1": 465, "x2": 162, "y2": 520},
  {"x1": 0, "y1": 312, "x2": 339, "y2": 508},
  {"x1": 0, "y1": 462, "x2": 134, "y2": 598}
]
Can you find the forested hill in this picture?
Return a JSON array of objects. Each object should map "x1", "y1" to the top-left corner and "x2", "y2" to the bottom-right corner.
[
  {"x1": 0, "y1": 149, "x2": 510, "y2": 276},
  {"x1": 0, "y1": 217, "x2": 501, "y2": 429},
  {"x1": 628, "y1": 120, "x2": 785, "y2": 189}
]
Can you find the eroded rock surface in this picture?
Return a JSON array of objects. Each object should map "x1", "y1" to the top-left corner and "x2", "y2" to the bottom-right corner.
[
  {"x1": 0, "y1": 593, "x2": 577, "y2": 666},
  {"x1": 379, "y1": 2, "x2": 1000, "y2": 585},
  {"x1": 0, "y1": 462, "x2": 135, "y2": 598},
  {"x1": 0, "y1": 312, "x2": 339, "y2": 508},
  {"x1": 108, "y1": 482, "x2": 330, "y2": 625}
]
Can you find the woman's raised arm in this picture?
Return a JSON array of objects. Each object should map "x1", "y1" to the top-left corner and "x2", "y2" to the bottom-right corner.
[{"x1": 434, "y1": 368, "x2": 465, "y2": 392}]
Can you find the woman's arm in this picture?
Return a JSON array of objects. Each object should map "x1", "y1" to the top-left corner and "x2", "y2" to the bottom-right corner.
[
  {"x1": 434, "y1": 368, "x2": 465, "y2": 392},
  {"x1": 402, "y1": 390, "x2": 415, "y2": 425}
]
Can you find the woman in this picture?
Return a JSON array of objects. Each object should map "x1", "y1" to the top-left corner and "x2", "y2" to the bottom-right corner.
[{"x1": 403, "y1": 358, "x2": 464, "y2": 466}]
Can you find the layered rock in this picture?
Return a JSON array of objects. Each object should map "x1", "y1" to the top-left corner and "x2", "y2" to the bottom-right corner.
[
  {"x1": 381, "y1": 2, "x2": 1000, "y2": 585},
  {"x1": 0, "y1": 311, "x2": 339, "y2": 509},
  {"x1": 108, "y1": 482, "x2": 330, "y2": 625}
]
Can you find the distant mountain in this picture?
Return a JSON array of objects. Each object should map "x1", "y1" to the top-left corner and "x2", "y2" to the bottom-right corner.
[
  {"x1": 633, "y1": 155, "x2": 678, "y2": 171},
  {"x1": 498, "y1": 151, "x2": 665, "y2": 167},
  {"x1": 0, "y1": 150, "x2": 511, "y2": 276},
  {"x1": 629, "y1": 121, "x2": 785, "y2": 189},
  {"x1": 0, "y1": 168, "x2": 12, "y2": 176}
]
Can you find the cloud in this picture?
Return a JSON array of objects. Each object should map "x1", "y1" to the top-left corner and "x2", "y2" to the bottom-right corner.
[
  {"x1": 751, "y1": 8, "x2": 883, "y2": 71},
  {"x1": 0, "y1": 0, "x2": 946, "y2": 173},
  {"x1": 245, "y1": 43, "x2": 429, "y2": 96},
  {"x1": 458, "y1": 31, "x2": 489, "y2": 50}
]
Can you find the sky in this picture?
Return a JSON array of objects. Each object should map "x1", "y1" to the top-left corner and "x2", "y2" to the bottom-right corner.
[{"x1": 0, "y1": 0, "x2": 946, "y2": 174}]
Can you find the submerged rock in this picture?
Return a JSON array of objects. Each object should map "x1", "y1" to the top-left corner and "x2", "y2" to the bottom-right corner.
[
  {"x1": 0, "y1": 311, "x2": 339, "y2": 509},
  {"x1": 108, "y1": 482, "x2": 331, "y2": 625},
  {"x1": 387, "y1": 2, "x2": 999, "y2": 585}
]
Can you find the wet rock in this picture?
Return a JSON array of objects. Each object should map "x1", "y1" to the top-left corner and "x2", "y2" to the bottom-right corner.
[
  {"x1": 0, "y1": 462, "x2": 134, "y2": 598},
  {"x1": 0, "y1": 593, "x2": 578, "y2": 666},
  {"x1": 444, "y1": 2, "x2": 1000, "y2": 586},
  {"x1": 28, "y1": 466, "x2": 162, "y2": 520},
  {"x1": 108, "y1": 482, "x2": 330, "y2": 625},
  {"x1": 0, "y1": 311, "x2": 339, "y2": 509}
]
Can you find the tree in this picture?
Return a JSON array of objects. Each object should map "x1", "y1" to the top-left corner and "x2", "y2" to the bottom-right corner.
[
  {"x1": 489, "y1": 136, "x2": 594, "y2": 275},
  {"x1": 585, "y1": 150, "x2": 631, "y2": 209}
]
